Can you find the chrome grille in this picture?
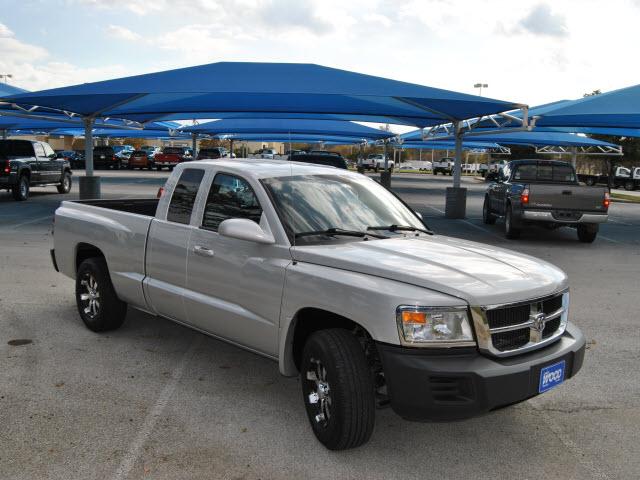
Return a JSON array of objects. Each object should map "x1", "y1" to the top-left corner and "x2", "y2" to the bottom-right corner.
[{"x1": 472, "y1": 290, "x2": 569, "y2": 357}]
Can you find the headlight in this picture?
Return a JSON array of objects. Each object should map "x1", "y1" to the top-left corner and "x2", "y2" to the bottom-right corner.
[{"x1": 396, "y1": 306, "x2": 475, "y2": 346}]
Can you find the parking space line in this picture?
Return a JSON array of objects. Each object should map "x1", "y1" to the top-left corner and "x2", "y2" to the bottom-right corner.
[
  {"x1": 599, "y1": 235, "x2": 622, "y2": 244},
  {"x1": 4, "y1": 215, "x2": 53, "y2": 230},
  {"x1": 424, "y1": 205, "x2": 504, "y2": 239},
  {"x1": 112, "y1": 335, "x2": 203, "y2": 480},
  {"x1": 529, "y1": 399, "x2": 611, "y2": 480}
]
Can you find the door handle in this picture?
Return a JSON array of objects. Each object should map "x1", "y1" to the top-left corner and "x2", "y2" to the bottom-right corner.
[{"x1": 193, "y1": 245, "x2": 214, "y2": 257}]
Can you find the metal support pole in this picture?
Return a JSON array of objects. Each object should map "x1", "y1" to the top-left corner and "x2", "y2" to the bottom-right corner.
[
  {"x1": 229, "y1": 139, "x2": 234, "y2": 158},
  {"x1": 191, "y1": 133, "x2": 197, "y2": 158},
  {"x1": 444, "y1": 122, "x2": 467, "y2": 219},
  {"x1": 453, "y1": 122, "x2": 463, "y2": 188},
  {"x1": 79, "y1": 117, "x2": 100, "y2": 199},
  {"x1": 1, "y1": 129, "x2": 6, "y2": 140},
  {"x1": 84, "y1": 118, "x2": 94, "y2": 177},
  {"x1": 570, "y1": 146, "x2": 577, "y2": 168},
  {"x1": 380, "y1": 140, "x2": 391, "y2": 189}
]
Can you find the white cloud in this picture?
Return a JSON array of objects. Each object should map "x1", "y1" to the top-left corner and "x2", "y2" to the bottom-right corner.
[
  {"x1": 6, "y1": 1, "x2": 640, "y2": 111},
  {"x1": 518, "y1": 3, "x2": 568, "y2": 37},
  {"x1": 0, "y1": 22, "x2": 127, "y2": 91},
  {"x1": 106, "y1": 25, "x2": 142, "y2": 41}
]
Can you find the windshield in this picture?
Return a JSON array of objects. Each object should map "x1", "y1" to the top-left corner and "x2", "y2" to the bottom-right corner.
[{"x1": 262, "y1": 174, "x2": 425, "y2": 244}]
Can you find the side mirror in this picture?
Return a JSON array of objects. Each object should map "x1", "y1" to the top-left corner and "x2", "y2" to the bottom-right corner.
[{"x1": 218, "y1": 218, "x2": 275, "y2": 245}]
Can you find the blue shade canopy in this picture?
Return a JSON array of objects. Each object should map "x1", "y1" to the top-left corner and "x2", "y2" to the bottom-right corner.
[
  {"x1": 47, "y1": 128, "x2": 189, "y2": 139},
  {"x1": 399, "y1": 141, "x2": 506, "y2": 151},
  {"x1": 214, "y1": 133, "x2": 374, "y2": 144},
  {"x1": 182, "y1": 118, "x2": 394, "y2": 140},
  {"x1": 0, "y1": 83, "x2": 28, "y2": 96},
  {"x1": 2, "y1": 62, "x2": 522, "y2": 127},
  {"x1": 531, "y1": 84, "x2": 640, "y2": 128},
  {"x1": 400, "y1": 130, "x2": 618, "y2": 148},
  {"x1": 0, "y1": 114, "x2": 180, "y2": 132}
]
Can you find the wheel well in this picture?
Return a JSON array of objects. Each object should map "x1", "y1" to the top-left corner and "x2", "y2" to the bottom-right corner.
[
  {"x1": 19, "y1": 169, "x2": 30, "y2": 179},
  {"x1": 291, "y1": 308, "x2": 373, "y2": 370},
  {"x1": 75, "y1": 243, "x2": 105, "y2": 271}
]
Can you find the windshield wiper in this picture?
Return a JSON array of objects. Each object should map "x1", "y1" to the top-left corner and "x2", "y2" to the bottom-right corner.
[
  {"x1": 295, "y1": 227, "x2": 388, "y2": 239},
  {"x1": 366, "y1": 224, "x2": 433, "y2": 235}
]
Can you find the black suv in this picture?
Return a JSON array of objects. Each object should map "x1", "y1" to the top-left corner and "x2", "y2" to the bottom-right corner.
[
  {"x1": 93, "y1": 146, "x2": 122, "y2": 169},
  {"x1": 290, "y1": 152, "x2": 347, "y2": 169},
  {"x1": 0, "y1": 140, "x2": 72, "y2": 201}
]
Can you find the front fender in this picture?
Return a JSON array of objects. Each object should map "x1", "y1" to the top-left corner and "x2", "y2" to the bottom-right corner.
[{"x1": 278, "y1": 261, "x2": 466, "y2": 376}]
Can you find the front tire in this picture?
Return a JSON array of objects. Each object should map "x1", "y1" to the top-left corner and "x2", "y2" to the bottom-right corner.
[
  {"x1": 57, "y1": 171, "x2": 72, "y2": 194},
  {"x1": 76, "y1": 258, "x2": 127, "y2": 332},
  {"x1": 585, "y1": 177, "x2": 596, "y2": 186},
  {"x1": 300, "y1": 329, "x2": 375, "y2": 450},
  {"x1": 505, "y1": 204, "x2": 521, "y2": 239},
  {"x1": 482, "y1": 196, "x2": 497, "y2": 224},
  {"x1": 577, "y1": 223, "x2": 599, "y2": 243},
  {"x1": 12, "y1": 174, "x2": 29, "y2": 201}
]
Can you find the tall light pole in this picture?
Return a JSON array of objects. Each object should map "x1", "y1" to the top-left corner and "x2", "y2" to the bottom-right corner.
[
  {"x1": 474, "y1": 83, "x2": 488, "y2": 96},
  {"x1": 0, "y1": 74, "x2": 13, "y2": 84}
]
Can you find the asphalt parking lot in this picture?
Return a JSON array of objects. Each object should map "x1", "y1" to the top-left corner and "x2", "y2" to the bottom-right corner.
[{"x1": 1, "y1": 170, "x2": 639, "y2": 480}]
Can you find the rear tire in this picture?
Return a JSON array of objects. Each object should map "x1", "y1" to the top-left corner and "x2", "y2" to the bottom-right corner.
[
  {"x1": 482, "y1": 196, "x2": 497, "y2": 224},
  {"x1": 12, "y1": 174, "x2": 29, "y2": 201},
  {"x1": 57, "y1": 171, "x2": 72, "y2": 194},
  {"x1": 156, "y1": 165, "x2": 162, "y2": 171},
  {"x1": 624, "y1": 181, "x2": 635, "y2": 191},
  {"x1": 75, "y1": 258, "x2": 127, "y2": 332},
  {"x1": 577, "y1": 223, "x2": 599, "y2": 243},
  {"x1": 585, "y1": 177, "x2": 596, "y2": 186},
  {"x1": 300, "y1": 329, "x2": 375, "y2": 450},
  {"x1": 504, "y1": 204, "x2": 521, "y2": 239}
]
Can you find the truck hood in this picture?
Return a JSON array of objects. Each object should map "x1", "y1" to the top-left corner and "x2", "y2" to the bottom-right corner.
[{"x1": 291, "y1": 235, "x2": 568, "y2": 306}]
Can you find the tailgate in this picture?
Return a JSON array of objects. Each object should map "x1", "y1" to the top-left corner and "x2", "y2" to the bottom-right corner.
[{"x1": 528, "y1": 184, "x2": 606, "y2": 211}]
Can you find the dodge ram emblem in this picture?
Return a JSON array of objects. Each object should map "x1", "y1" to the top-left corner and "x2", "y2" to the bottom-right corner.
[{"x1": 531, "y1": 312, "x2": 547, "y2": 332}]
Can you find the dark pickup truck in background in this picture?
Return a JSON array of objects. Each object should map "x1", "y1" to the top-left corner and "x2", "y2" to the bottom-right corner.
[
  {"x1": 0, "y1": 140, "x2": 72, "y2": 201},
  {"x1": 483, "y1": 159, "x2": 609, "y2": 242}
]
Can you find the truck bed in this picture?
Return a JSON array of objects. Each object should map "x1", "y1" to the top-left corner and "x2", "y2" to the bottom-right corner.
[
  {"x1": 526, "y1": 184, "x2": 606, "y2": 213},
  {"x1": 53, "y1": 198, "x2": 159, "y2": 311}
]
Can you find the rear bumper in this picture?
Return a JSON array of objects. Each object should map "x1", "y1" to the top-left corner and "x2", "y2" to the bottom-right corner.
[
  {"x1": 0, "y1": 173, "x2": 18, "y2": 188},
  {"x1": 522, "y1": 210, "x2": 608, "y2": 224},
  {"x1": 377, "y1": 322, "x2": 585, "y2": 422}
]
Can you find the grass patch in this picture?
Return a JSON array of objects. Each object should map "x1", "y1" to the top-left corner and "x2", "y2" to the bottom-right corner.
[{"x1": 611, "y1": 192, "x2": 640, "y2": 203}]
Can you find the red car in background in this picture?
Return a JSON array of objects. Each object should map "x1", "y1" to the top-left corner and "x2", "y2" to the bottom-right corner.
[
  {"x1": 127, "y1": 150, "x2": 155, "y2": 170},
  {"x1": 153, "y1": 146, "x2": 193, "y2": 171}
]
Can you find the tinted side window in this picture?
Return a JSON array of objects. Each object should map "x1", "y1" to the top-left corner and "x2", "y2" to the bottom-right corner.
[
  {"x1": 202, "y1": 173, "x2": 262, "y2": 231},
  {"x1": 33, "y1": 143, "x2": 45, "y2": 157},
  {"x1": 167, "y1": 169, "x2": 205, "y2": 224}
]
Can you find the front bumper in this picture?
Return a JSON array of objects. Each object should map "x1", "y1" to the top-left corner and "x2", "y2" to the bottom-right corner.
[
  {"x1": 522, "y1": 210, "x2": 608, "y2": 224},
  {"x1": 377, "y1": 322, "x2": 585, "y2": 422}
]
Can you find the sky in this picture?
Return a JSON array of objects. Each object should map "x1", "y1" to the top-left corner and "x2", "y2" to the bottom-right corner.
[{"x1": 0, "y1": 0, "x2": 639, "y2": 113}]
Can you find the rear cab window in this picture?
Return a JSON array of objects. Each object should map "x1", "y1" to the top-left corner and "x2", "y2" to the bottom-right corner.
[
  {"x1": 513, "y1": 163, "x2": 576, "y2": 183},
  {"x1": 167, "y1": 168, "x2": 206, "y2": 224},
  {"x1": 0, "y1": 140, "x2": 35, "y2": 156},
  {"x1": 201, "y1": 173, "x2": 262, "y2": 231}
]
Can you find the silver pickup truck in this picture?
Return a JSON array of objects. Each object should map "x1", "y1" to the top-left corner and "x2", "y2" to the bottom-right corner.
[{"x1": 51, "y1": 159, "x2": 585, "y2": 450}]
